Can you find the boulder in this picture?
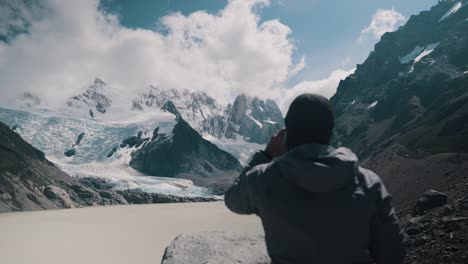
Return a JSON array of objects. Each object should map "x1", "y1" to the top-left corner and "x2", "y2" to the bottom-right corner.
[
  {"x1": 74, "y1": 132, "x2": 85, "y2": 146},
  {"x1": 43, "y1": 185, "x2": 75, "y2": 208},
  {"x1": 118, "y1": 190, "x2": 153, "y2": 204},
  {"x1": 64, "y1": 148, "x2": 76, "y2": 157},
  {"x1": 437, "y1": 205, "x2": 453, "y2": 217},
  {"x1": 161, "y1": 231, "x2": 270, "y2": 264},
  {"x1": 71, "y1": 184, "x2": 97, "y2": 200},
  {"x1": 413, "y1": 190, "x2": 448, "y2": 215}
]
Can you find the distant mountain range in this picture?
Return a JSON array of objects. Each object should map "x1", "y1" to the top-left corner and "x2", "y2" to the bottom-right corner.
[
  {"x1": 27, "y1": 77, "x2": 283, "y2": 145},
  {"x1": 0, "y1": 76, "x2": 283, "y2": 212}
]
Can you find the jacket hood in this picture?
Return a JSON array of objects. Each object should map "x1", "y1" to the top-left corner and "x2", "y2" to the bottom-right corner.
[{"x1": 276, "y1": 144, "x2": 359, "y2": 193}]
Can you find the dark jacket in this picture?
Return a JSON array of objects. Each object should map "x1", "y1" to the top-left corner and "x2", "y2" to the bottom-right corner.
[{"x1": 225, "y1": 144, "x2": 407, "y2": 264}]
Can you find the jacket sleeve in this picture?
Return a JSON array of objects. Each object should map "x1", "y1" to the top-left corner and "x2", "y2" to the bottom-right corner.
[
  {"x1": 224, "y1": 151, "x2": 272, "y2": 215},
  {"x1": 370, "y1": 180, "x2": 407, "y2": 264}
]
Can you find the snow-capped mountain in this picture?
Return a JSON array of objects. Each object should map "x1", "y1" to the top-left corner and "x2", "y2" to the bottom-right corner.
[
  {"x1": 66, "y1": 78, "x2": 112, "y2": 118},
  {"x1": 225, "y1": 94, "x2": 284, "y2": 144},
  {"x1": 132, "y1": 86, "x2": 228, "y2": 139},
  {"x1": 0, "y1": 72, "x2": 284, "y2": 199},
  {"x1": 132, "y1": 86, "x2": 283, "y2": 144}
]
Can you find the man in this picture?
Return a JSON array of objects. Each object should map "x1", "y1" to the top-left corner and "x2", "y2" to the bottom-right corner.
[{"x1": 225, "y1": 94, "x2": 407, "y2": 264}]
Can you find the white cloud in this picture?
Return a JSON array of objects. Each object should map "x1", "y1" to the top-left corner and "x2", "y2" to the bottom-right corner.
[
  {"x1": 288, "y1": 56, "x2": 306, "y2": 77},
  {"x1": 278, "y1": 68, "x2": 355, "y2": 112},
  {"x1": 0, "y1": 0, "x2": 309, "y2": 108},
  {"x1": 359, "y1": 9, "x2": 406, "y2": 41}
]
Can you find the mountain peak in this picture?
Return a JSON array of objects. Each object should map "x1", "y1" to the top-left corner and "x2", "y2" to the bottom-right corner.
[
  {"x1": 93, "y1": 77, "x2": 106, "y2": 87},
  {"x1": 21, "y1": 92, "x2": 42, "y2": 107},
  {"x1": 66, "y1": 78, "x2": 113, "y2": 117}
]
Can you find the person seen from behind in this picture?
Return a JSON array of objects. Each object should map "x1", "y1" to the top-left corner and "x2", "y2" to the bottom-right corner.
[{"x1": 225, "y1": 93, "x2": 407, "y2": 264}]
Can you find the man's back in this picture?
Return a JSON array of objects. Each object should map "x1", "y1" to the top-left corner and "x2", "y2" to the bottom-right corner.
[{"x1": 225, "y1": 144, "x2": 407, "y2": 264}]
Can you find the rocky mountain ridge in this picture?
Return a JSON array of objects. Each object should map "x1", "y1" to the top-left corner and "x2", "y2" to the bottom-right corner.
[
  {"x1": 129, "y1": 118, "x2": 242, "y2": 194},
  {"x1": 16, "y1": 80, "x2": 283, "y2": 145},
  {"x1": 132, "y1": 86, "x2": 284, "y2": 144},
  {"x1": 330, "y1": 0, "x2": 468, "y2": 209}
]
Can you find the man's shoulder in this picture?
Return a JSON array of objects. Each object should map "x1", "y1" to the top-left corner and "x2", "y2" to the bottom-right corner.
[
  {"x1": 247, "y1": 160, "x2": 277, "y2": 177},
  {"x1": 357, "y1": 166, "x2": 385, "y2": 190}
]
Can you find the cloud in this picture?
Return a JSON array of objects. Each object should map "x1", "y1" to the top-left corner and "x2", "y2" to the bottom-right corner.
[
  {"x1": 277, "y1": 68, "x2": 355, "y2": 112},
  {"x1": 0, "y1": 0, "x2": 42, "y2": 40},
  {"x1": 0, "y1": 0, "x2": 308, "y2": 108},
  {"x1": 288, "y1": 56, "x2": 306, "y2": 77},
  {"x1": 359, "y1": 9, "x2": 406, "y2": 41}
]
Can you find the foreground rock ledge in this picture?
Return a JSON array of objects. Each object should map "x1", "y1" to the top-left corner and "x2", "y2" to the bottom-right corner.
[{"x1": 161, "y1": 231, "x2": 270, "y2": 264}]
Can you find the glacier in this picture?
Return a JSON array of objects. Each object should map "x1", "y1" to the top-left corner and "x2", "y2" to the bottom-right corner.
[{"x1": 0, "y1": 107, "x2": 214, "y2": 197}]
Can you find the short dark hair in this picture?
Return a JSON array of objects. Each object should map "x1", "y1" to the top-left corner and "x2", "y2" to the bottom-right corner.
[{"x1": 284, "y1": 94, "x2": 335, "y2": 148}]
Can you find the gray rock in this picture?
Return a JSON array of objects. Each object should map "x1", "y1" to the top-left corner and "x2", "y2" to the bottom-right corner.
[
  {"x1": 161, "y1": 231, "x2": 270, "y2": 264},
  {"x1": 42, "y1": 185, "x2": 75, "y2": 208},
  {"x1": 437, "y1": 205, "x2": 453, "y2": 217},
  {"x1": 64, "y1": 148, "x2": 76, "y2": 157},
  {"x1": 405, "y1": 226, "x2": 421, "y2": 236},
  {"x1": 74, "y1": 132, "x2": 85, "y2": 146},
  {"x1": 412, "y1": 236, "x2": 429, "y2": 248},
  {"x1": 413, "y1": 190, "x2": 448, "y2": 215}
]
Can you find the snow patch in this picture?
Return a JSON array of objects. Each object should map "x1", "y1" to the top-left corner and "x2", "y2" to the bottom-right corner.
[
  {"x1": 439, "y1": 2, "x2": 464, "y2": 22},
  {"x1": 400, "y1": 43, "x2": 440, "y2": 72},
  {"x1": 247, "y1": 115, "x2": 263, "y2": 128},
  {"x1": 207, "y1": 136, "x2": 263, "y2": 166},
  {"x1": 400, "y1": 46, "x2": 425, "y2": 64},
  {"x1": 414, "y1": 43, "x2": 440, "y2": 63},
  {"x1": 368, "y1": 101, "x2": 378, "y2": 109},
  {"x1": 263, "y1": 120, "x2": 277, "y2": 125}
]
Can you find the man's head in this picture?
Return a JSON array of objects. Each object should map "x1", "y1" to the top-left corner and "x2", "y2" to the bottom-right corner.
[{"x1": 285, "y1": 93, "x2": 335, "y2": 149}]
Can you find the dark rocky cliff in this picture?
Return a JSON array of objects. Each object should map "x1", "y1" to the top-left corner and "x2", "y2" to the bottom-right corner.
[
  {"x1": 330, "y1": 0, "x2": 468, "y2": 209},
  {"x1": 130, "y1": 118, "x2": 242, "y2": 194}
]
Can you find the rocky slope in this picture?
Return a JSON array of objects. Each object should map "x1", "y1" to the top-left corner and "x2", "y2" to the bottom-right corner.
[
  {"x1": 330, "y1": 0, "x2": 468, "y2": 209},
  {"x1": 401, "y1": 179, "x2": 468, "y2": 264},
  {"x1": 0, "y1": 121, "x2": 127, "y2": 212},
  {"x1": 130, "y1": 118, "x2": 242, "y2": 194}
]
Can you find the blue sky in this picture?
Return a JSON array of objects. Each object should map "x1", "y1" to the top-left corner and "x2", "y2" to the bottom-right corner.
[
  {"x1": 101, "y1": 0, "x2": 438, "y2": 81},
  {"x1": 0, "y1": 0, "x2": 441, "y2": 111}
]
